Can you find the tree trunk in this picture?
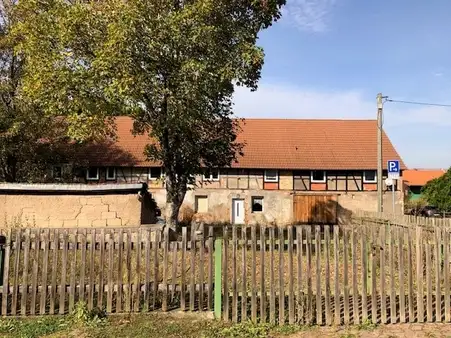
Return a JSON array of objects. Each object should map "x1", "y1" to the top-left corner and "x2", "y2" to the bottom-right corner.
[{"x1": 164, "y1": 174, "x2": 187, "y2": 230}]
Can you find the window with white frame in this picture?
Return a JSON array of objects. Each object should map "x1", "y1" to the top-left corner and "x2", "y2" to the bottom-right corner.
[
  {"x1": 363, "y1": 170, "x2": 377, "y2": 183},
  {"x1": 52, "y1": 166, "x2": 62, "y2": 179},
  {"x1": 251, "y1": 197, "x2": 263, "y2": 213},
  {"x1": 149, "y1": 167, "x2": 163, "y2": 180},
  {"x1": 203, "y1": 169, "x2": 220, "y2": 181},
  {"x1": 310, "y1": 170, "x2": 326, "y2": 183},
  {"x1": 106, "y1": 167, "x2": 116, "y2": 180},
  {"x1": 86, "y1": 167, "x2": 99, "y2": 181},
  {"x1": 264, "y1": 170, "x2": 279, "y2": 182}
]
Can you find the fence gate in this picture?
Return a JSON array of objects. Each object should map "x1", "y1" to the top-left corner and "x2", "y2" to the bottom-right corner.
[{"x1": 293, "y1": 194, "x2": 337, "y2": 224}]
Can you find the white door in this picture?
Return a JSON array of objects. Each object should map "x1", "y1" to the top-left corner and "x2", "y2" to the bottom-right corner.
[{"x1": 232, "y1": 199, "x2": 245, "y2": 224}]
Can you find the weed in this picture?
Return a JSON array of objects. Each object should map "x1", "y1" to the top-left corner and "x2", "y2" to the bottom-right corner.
[
  {"x1": 71, "y1": 300, "x2": 107, "y2": 328},
  {"x1": 271, "y1": 324, "x2": 304, "y2": 335},
  {"x1": 204, "y1": 322, "x2": 273, "y2": 338},
  {"x1": 356, "y1": 318, "x2": 378, "y2": 331},
  {"x1": 339, "y1": 334, "x2": 356, "y2": 338}
]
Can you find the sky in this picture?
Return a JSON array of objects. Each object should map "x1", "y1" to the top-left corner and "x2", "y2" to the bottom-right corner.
[{"x1": 232, "y1": 0, "x2": 451, "y2": 169}]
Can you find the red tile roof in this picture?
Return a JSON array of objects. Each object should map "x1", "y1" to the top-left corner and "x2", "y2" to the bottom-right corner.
[
  {"x1": 402, "y1": 169, "x2": 446, "y2": 186},
  {"x1": 87, "y1": 117, "x2": 406, "y2": 170}
]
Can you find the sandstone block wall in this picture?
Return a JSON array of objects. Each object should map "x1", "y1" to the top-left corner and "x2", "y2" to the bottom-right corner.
[{"x1": 0, "y1": 194, "x2": 142, "y2": 228}]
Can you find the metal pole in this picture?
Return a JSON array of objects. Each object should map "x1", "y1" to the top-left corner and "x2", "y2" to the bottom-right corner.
[
  {"x1": 392, "y1": 179, "x2": 395, "y2": 216},
  {"x1": 377, "y1": 93, "x2": 384, "y2": 213}
]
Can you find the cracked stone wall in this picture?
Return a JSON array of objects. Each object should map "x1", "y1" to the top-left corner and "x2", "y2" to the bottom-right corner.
[{"x1": 0, "y1": 194, "x2": 142, "y2": 228}]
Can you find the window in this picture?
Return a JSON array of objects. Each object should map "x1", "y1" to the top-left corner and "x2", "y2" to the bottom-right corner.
[
  {"x1": 264, "y1": 170, "x2": 279, "y2": 182},
  {"x1": 363, "y1": 170, "x2": 377, "y2": 183},
  {"x1": 311, "y1": 170, "x2": 326, "y2": 183},
  {"x1": 149, "y1": 167, "x2": 162, "y2": 180},
  {"x1": 86, "y1": 167, "x2": 99, "y2": 180},
  {"x1": 203, "y1": 169, "x2": 220, "y2": 181},
  {"x1": 251, "y1": 197, "x2": 263, "y2": 213},
  {"x1": 52, "y1": 166, "x2": 62, "y2": 179},
  {"x1": 106, "y1": 167, "x2": 116, "y2": 180},
  {"x1": 195, "y1": 196, "x2": 208, "y2": 213}
]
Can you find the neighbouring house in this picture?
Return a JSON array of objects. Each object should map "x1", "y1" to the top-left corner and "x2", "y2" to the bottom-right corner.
[
  {"x1": 0, "y1": 183, "x2": 157, "y2": 228},
  {"x1": 42, "y1": 117, "x2": 406, "y2": 226},
  {"x1": 402, "y1": 169, "x2": 446, "y2": 201}
]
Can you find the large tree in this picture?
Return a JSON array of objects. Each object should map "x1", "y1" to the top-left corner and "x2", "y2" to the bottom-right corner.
[
  {"x1": 422, "y1": 168, "x2": 451, "y2": 212},
  {"x1": 14, "y1": 0, "x2": 286, "y2": 227},
  {"x1": 0, "y1": 0, "x2": 71, "y2": 182}
]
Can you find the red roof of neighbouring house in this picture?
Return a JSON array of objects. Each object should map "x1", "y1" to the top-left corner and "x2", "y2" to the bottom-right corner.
[
  {"x1": 86, "y1": 117, "x2": 406, "y2": 170},
  {"x1": 402, "y1": 169, "x2": 446, "y2": 186}
]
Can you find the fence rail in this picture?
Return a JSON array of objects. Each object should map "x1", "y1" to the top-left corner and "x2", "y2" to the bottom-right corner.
[{"x1": 0, "y1": 218, "x2": 450, "y2": 326}]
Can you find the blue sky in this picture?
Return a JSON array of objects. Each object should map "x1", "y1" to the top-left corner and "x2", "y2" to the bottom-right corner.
[{"x1": 233, "y1": 0, "x2": 451, "y2": 169}]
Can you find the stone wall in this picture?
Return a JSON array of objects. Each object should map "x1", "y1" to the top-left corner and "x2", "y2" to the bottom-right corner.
[
  {"x1": 0, "y1": 184, "x2": 151, "y2": 228},
  {"x1": 150, "y1": 188, "x2": 404, "y2": 226}
]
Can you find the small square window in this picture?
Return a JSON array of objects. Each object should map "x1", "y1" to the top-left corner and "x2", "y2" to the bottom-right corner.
[
  {"x1": 52, "y1": 166, "x2": 62, "y2": 179},
  {"x1": 106, "y1": 167, "x2": 116, "y2": 180},
  {"x1": 363, "y1": 170, "x2": 377, "y2": 183},
  {"x1": 195, "y1": 196, "x2": 208, "y2": 213},
  {"x1": 251, "y1": 197, "x2": 263, "y2": 213},
  {"x1": 149, "y1": 167, "x2": 162, "y2": 180},
  {"x1": 203, "y1": 169, "x2": 220, "y2": 181},
  {"x1": 86, "y1": 167, "x2": 99, "y2": 181},
  {"x1": 264, "y1": 170, "x2": 278, "y2": 182},
  {"x1": 311, "y1": 170, "x2": 326, "y2": 183}
]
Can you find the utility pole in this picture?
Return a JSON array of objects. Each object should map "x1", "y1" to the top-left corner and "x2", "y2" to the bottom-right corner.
[{"x1": 377, "y1": 93, "x2": 384, "y2": 213}]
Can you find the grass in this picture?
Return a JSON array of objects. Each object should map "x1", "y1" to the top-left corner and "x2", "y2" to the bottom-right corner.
[{"x1": 0, "y1": 301, "x2": 305, "y2": 338}]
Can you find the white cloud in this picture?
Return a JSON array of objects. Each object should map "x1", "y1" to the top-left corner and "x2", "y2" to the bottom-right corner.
[
  {"x1": 281, "y1": 0, "x2": 337, "y2": 33},
  {"x1": 232, "y1": 82, "x2": 451, "y2": 127}
]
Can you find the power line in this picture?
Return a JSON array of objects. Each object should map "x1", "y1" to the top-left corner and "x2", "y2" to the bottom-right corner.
[{"x1": 386, "y1": 98, "x2": 451, "y2": 108}]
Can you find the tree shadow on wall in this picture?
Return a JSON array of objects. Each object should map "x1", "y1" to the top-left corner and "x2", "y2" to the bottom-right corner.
[{"x1": 306, "y1": 199, "x2": 353, "y2": 227}]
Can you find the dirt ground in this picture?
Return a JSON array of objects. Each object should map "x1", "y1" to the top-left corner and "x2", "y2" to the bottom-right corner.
[{"x1": 289, "y1": 323, "x2": 451, "y2": 338}]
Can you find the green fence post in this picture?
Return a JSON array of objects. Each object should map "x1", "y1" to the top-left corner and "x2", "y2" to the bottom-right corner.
[{"x1": 214, "y1": 237, "x2": 223, "y2": 319}]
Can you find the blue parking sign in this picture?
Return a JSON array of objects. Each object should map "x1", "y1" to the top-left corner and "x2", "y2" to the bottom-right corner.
[{"x1": 387, "y1": 160, "x2": 400, "y2": 178}]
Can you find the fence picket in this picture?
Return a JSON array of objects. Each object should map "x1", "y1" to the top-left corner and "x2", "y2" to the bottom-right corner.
[
  {"x1": 361, "y1": 225, "x2": 368, "y2": 321},
  {"x1": 279, "y1": 227, "x2": 285, "y2": 325},
  {"x1": 181, "y1": 227, "x2": 186, "y2": 311},
  {"x1": 435, "y1": 228, "x2": 441, "y2": 322},
  {"x1": 162, "y1": 229, "x2": 169, "y2": 312},
  {"x1": 371, "y1": 226, "x2": 377, "y2": 323},
  {"x1": 21, "y1": 229, "x2": 31, "y2": 316},
  {"x1": 343, "y1": 228, "x2": 350, "y2": 325},
  {"x1": 417, "y1": 227, "x2": 424, "y2": 323},
  {"x1": 242, "y1": 225, "x2": 248, "y2": 322},
  {"x1": 69, "y1": 231, "x2": 77, "y2": 313},
  {"x1": 171, "y1": 241, "x2": 178, "y2": 304},
  {"x1": 288, "y1": 226, "x2": 295, "y2": 325},
  {"x1": 79, "y1": 229, "x2": 87, "y2": 304},
  {"x1": 389, "y1": 226, "x2": 395, "y2": 324},
  {"x1": 315, "y1": 225, "x2": 322, "y2": 325},
  {"x1": 352, "y1": 226, "x2": 359, "y2": 325},
  {"x1": 135, "y1": 229, "x2": 141, "y2": 312},
  {"x1": 40, "y1": 229, "x2": 50, "y2": 315},
  {"x1": 223, "y1": 225, "x2": 229, "y2": 321},
  {"x1": 88, "y1": 229, "x2": 95, "y2": 311},
  {"x1": 190, "y1": 225, "x2": 196, "y2": 313},
  {"x1": 1, "y1": 229, "x2": 12, "y2": 315},
  {"x1": 334, "y1": 226, "x2": 340, "y2": 325},
  {"x1": 426, "y1": 244, "x2": 432, "y2": 322},
  {"x1": 251, "y1": 226, "x2": 257, "y2": 322},
  {"x1": 126, "y1": 229, "x2": 133, "y2": 312},
  {"x1": 408, "y1": 227, "x2": 414, "y2": 323},
  {"x1": 260, "y1": 226, "x2": 266, "y2": 322},
  {"x1": 380, "y1": 225, "x2": 386, "y2": 324},
  {"x1": 107, "y1": 230, "x2": 114, "y2": 313},
  {"x1": 306, "y1": 226, "x2": 312, "y2": 325},
  {"x1": 199, "y1": 224, "x2": 205, "y2": 312},
  {"x1": 117, "y1": 229, "x2": 124, "y2": 313},
  {"x1": 269, "y1": 227, "x2": 275, "y2": 324},
  {"x1": 208, "y1": 226, "x2": 214, "y2": 311},
  {"x1": 445, "y1": 229, "x2": 450, "y2": 322},
  {"x1": 98, "y1": 229, "x2": 105, "y2": 309},
  {"x1": 398, "y1": 227, "x2": 405, "y2": 323},
  {"x1": 59, "y1": 230, "x2": 68, "y2": 315},
  {"x1": 232, "y1": 226, "x2": 238, "y2": 323},
  {"x1": 11, "y1": 229, "x2": 21, "y2": 316},
  {"x1": 297, "y1": 227, "x2": 304, "y2": 324},
  {"x1": 30, "y1": 230, "x2": 40, "y2": 315},
  {"x1": 324, "y1": 226, "x2": 332, "y2": 325}
]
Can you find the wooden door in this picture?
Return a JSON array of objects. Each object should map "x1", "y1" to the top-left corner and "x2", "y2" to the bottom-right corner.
[{"x1": 293, "y1": 194, "x2": 338, "y2": 224}]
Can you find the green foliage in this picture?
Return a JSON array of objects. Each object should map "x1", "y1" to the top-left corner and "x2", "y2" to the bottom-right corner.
[
  {"x1": 405, "y1": 197, "x2": 428, "y2": 215},
  {"x1": 422, "y1": 168, "x2": 451, "y2": 211},
  {"x1": 0, "y1": 317, "x2": 68, "y2": 338},
  {"x1": 14, "y1": 0, "x2": 286, "y2": 226},
  {"x1": 71, "y1": 301, "x2": 107, "y2": 328},
  {"x1": 355, "y1": 318, "x2": 378, "y2": 331}
]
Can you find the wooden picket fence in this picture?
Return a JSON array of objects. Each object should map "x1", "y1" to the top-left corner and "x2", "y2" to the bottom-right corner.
[
  {"x1": 0, "y1": 226, "x2": 215, "y2": 316},
  {"x1": 0, "y1": 219, "x2": 451, "y2": 326}
]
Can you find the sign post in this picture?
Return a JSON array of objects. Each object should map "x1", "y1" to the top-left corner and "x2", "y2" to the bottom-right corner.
[{"x1": 387, "y1": 160, "x2": 400, "y2": 216}]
